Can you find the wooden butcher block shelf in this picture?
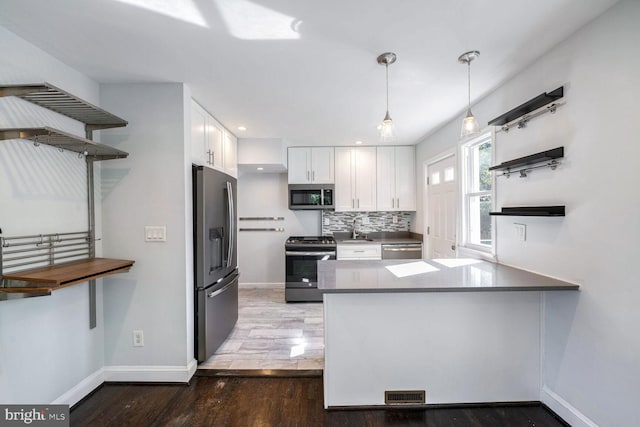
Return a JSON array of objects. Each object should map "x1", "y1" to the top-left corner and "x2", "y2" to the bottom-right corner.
[{"x1": 1, "y1": 258, "x2": 135, "y2": 294}]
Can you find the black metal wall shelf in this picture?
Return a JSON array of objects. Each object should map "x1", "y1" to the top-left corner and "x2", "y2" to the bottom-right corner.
[
  {"x1": 490, "y1": 206, "x2": 565, "y2": 217},
  {"x1": 490, "y1": 146, "x2": 564, "y2": 177},
  {"x1": 0, "y1": 127, "x2": 129, "y2": 160},
  {"x1": 488, "y1": 87, "x2": 564, "y2": 128},
  {"x1": 0, "y1": 82, "x2": 128, "y2": 131}
]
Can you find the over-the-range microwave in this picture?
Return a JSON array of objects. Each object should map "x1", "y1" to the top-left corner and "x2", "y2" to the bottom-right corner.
[{"x1": 288, "y1": 184, "x2": 334, "y2": 210}]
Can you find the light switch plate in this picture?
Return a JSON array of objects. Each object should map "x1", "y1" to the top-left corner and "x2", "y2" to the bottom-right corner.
[
  {"x1": 514, "y1": 223, "x2": 526, "y2": 242},
  {"x1": 145, "y1": 226, "x2": 166, "y2": 242}
]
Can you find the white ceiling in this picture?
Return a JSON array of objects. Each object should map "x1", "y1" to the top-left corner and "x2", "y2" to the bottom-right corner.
[{"x1": 0, "y1": 0, "x2": 618, "y2": 146}]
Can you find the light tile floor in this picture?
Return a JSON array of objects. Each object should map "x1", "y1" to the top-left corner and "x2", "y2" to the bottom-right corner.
[{"x1": 199, "y1": 285, "x2": 324, "y2": 370}]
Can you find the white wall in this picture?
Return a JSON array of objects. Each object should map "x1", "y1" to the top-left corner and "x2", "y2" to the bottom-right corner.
[
  {"x1": 414, "y1": 2, "x2": 640, "y2": 425},
  {"x1": 237, "y1": 172, "x2": 319, "y2": 284},
  {"x1": 99, "y1": 83, "x2": 195, "y2": 380},
  {"x1": 0, "y1": 26, "x2": 105, "y2": 404}
]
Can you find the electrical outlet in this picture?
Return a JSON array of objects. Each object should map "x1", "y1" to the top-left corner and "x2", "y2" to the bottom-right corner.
[
  {"x1": 145, "y1": 226, "x2": 166, "y2": 242},
  {"x1": 133, "y1": 330, "x2": 144, "y2": 347},
  {"x1": 392, "y1": 215, "x2": 398, "y2": 224},
  {"x1": 323, "y1": 217, "x2": 330, "y2": 226},
  {"x1": 514, "y1": 223, "x2": 526, "y2": 242},
  {"x1": 362, "y1": 216, "x2": 370, "y2": 225}
]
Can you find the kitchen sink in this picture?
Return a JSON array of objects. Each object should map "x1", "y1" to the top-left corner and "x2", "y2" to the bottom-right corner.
[{"x1": 340, "y1": 239, "x2": 375, "y2": 243}]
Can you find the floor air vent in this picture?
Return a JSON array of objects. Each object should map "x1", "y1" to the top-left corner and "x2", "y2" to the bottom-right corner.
[{"x1": 384, "y1": 390, "x2": 426, "y2": 405}]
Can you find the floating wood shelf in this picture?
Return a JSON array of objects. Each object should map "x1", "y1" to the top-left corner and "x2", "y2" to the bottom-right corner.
[
  {"x1": 0, "y1": 258, "x2": 135, "y2": 294},
  {"x1": 489, "y1": 146, "x2": 564, "y2": 177},
  {"x1": 488, "y1": 87, "x2": 564, "y2": 127},
  {"x1": 0, "y1": 127, "x2": 128, "y2": 160},
  {"x1": 0, "y1": 82, "x2": 128, "y2": 131},
  {"x1": 490, "y1": 206, "x2": 565, "y2": 217}
]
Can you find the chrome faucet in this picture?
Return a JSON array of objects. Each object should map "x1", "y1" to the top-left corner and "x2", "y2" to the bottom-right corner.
[{"x1": 351, "y1": 217, "x2": 359, "y2": 239}]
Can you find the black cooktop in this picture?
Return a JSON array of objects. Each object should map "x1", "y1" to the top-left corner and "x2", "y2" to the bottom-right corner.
[{"x1": 286, "y1": 236, "x2": 335, "y2": 245}]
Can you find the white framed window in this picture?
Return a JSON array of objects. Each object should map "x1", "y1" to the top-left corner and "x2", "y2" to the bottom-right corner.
[{"x1": 460, "y1": 131, "x2": 494, "y2": 253}]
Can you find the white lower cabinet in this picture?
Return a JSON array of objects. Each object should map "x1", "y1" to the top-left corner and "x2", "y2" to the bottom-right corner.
[{"x1": 336, "y1": 243, "x2": 382, "y2": 260}]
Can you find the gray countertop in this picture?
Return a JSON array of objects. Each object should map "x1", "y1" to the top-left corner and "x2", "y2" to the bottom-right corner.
[{"x1": 317, "y1": 259, "x2": 579, "y2": 293}]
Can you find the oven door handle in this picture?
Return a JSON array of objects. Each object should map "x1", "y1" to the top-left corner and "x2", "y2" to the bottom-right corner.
[{"x1": 285, "y1": 251, "x2": 336, "y2": 256}]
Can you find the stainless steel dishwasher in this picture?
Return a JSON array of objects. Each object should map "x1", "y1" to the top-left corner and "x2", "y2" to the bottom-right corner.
[{"x1": 381, "y1": 243, "x2": 423, "y2": 259}]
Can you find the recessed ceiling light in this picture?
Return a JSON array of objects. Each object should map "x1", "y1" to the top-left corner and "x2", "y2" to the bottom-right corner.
[
  {"x1": 257, "y1": 167, "x2": 264, "y2": 171},
  {"x1": 355, "y1": 140, "x2": 363, "y2": 145},
  {"x1": 237, "y1": 126, "x2": 247, "y2": 131}
]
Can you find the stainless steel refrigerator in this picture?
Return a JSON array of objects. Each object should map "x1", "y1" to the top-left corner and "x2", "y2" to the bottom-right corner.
[{"x1": 193, "y1": 165, "x2": 239, "y2": 362}]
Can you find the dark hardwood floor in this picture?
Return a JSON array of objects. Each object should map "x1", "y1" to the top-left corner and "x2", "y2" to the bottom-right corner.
[{"x1": 71, "y1": 373, "x2": 568, "y2": 427}]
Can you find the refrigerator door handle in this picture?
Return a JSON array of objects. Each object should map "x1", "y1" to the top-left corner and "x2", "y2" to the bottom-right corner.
[
  {"x1": 207, "y1": 273, "x2": 239, "y2": 298},
  {"x1": 226, "y1": 181, "x2": 234, "y2": 268}
]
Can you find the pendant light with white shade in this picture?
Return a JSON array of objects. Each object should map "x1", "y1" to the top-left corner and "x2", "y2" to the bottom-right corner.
[
  {"x1": 458, "y1": 50, "x2": 480, "y2": 138},
  {"x1": 377, "y1": 52, "x2": 397, "y2": 142}
]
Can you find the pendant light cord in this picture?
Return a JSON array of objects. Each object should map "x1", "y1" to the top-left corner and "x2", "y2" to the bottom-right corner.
[
  {"x1": 467, "y1": 60, "x2": 471, "y2": 110},
  {"x1": 386, "y1": 63, "x2": 390, "y2": 114}
]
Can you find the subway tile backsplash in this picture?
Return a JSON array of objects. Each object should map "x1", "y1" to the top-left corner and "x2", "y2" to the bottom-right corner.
[{"x1": 321, "y1": 211, "x2": 412, "y2": 235}]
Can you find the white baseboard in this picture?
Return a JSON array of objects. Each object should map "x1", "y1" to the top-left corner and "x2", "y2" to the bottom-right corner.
[
  {"x1": 104, "y1": 359, "x2": 198, "y2": 383},
  {"x1": 239, "y1": 282, "x2": 282, "y2": 289},
  {"x1": 51, "y1": 361, "x2": 198, "y2": 407},
  {"x1": 52, "y1": 368, "x2": 105, "y2": 407},
  {"x1": 541, "y1": 386, "x2": 598, "y2": 427}
]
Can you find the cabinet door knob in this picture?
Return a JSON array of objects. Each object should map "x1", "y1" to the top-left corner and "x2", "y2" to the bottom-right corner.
[{"x1": 451, "y1": 244, "x2": 456, "y2": 250}]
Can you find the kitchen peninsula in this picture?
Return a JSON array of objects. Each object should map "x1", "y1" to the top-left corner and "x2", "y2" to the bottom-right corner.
[{"x1": 317, "y1": 259, "x2": 579, "y2": 408}]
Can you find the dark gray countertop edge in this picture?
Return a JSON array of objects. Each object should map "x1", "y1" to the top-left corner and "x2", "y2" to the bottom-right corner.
[
  {"x1": 333, "y1": 231, "x2": 423, "y2": 244},
  {"x1": 320, "y1": 285, "x2": 579, "y2": 294}
]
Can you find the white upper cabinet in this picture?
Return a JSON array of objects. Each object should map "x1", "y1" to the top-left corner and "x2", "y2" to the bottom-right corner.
[
  {"x1": 394, "y1": 146, "x2": 416, "y2": 210},
  {"x1": 223, "y1": 131, "x2": 238, "y2": 178},
  {"x1": 191, "y1": 99, "x2": 237, "y2": 177},
  {"x1": 288, "y1": 147, "x2": 334, "y2": 184},
  {"x1": 288, "y1": 148, "x2": 310, "y2": 183},
  {"x1": 311, "y1": 146, "x2": 334, "y2": 183},
  {"x1": 376, "y1": 146, "x2": 416, "y2": 211},
  {"x1": 335, "y1": 147, "x2": 376, "y2": 212},
  {"x1": 191, "y1": 101, "x2": 208, "y2": 167}
]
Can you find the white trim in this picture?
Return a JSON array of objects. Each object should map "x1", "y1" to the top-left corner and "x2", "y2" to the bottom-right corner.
[
  {"x1": 239, "y1": 282, "x2": 282, "y2": 289},
  {"x1": 458, "y1": 128, "x2": 496, "y2": 256},
  {"x1": 541, "y1": 386, "x2": 599, "y2": 427},
  {"x1": 456, "y1": 245, "x2": 497, "y2": 262},
  {"x1": 425, "y1": 147, "x2": 457, "y2": 167},
  {"x1": 423, "y1": 147, "x2": 457, "y2": 258},
  {"x1": 104, "y1": 359, "x2": 198, "y2": 383},
  {"x1": 52, "y1": 368, "x2": 105, "y2": 406}
]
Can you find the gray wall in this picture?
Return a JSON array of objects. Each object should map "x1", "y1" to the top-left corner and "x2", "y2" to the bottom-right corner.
[
  {"x1": 414, "y1": 2, "x2": 640, "y2": 425},
  {"x1": 237, "y1": 172, "x2": 319, "y2": 284},
  {"x1": 100, "y1": 83, "x2": 194, "y2": 375}
]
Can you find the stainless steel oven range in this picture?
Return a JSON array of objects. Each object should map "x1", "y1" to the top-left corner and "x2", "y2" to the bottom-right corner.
[{"x1": 285, "y1": 236, "x2": 336, "y2": 302}]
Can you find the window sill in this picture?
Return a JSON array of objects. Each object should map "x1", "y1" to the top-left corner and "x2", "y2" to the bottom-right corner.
[{"x1": 457, "y1": 245, "x2": 496, "y2": 262}]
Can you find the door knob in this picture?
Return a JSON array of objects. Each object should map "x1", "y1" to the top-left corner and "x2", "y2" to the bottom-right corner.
[{"x1": 451, "y1": 244, "x2": 456, "y2": 250}]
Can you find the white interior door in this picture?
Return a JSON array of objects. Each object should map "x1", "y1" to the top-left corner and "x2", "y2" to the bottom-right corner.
[{"x1": 427, "y1": 155, "x2": 457, "y2": 258}]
